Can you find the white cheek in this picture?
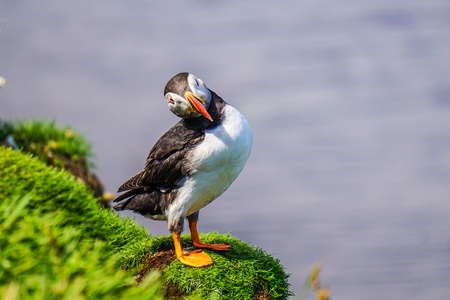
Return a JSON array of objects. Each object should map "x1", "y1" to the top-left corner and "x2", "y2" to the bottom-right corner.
[
  {"x1": 188, "y1": 74, "x2": 211, "y2": 100},
  {"x1": 198, "y1": 89, "x2": 211, "y2": 102}
]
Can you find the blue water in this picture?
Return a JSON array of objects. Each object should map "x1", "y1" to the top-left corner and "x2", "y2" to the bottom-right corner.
[{"x1": 1, "y1": 1, "x2": 450, "y2": 298}]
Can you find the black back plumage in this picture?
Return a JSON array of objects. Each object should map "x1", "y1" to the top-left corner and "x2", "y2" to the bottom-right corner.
[{"x1": 117, "y1": 123, "x2": 204, "y2": 193}]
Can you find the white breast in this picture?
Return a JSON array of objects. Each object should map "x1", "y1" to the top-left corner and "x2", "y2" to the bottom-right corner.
[{"x1": 168, "y1": 104, "x2": 253, "y2": 220}]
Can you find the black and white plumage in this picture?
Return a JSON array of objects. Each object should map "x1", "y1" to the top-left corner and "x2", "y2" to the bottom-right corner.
[{"x1": 113, "y1": 72, "x2": 252, "y2": 267}]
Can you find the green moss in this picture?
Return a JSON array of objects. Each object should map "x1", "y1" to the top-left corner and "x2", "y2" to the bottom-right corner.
[
  {"x1": 0, "y1": 119, "x2": 92, "y2": 168},
  {"x1": 0, "y1": 119, "x2": 105, "y2": 198},
  {"x1": 0, "y1": 147, "x2": 161, "y2": 299},
  {"x1": 0, "y1": 119, "x2": 291, "y2": 299},
  {"x1": 152, "y1": 234, "x2": 291, "y2": 299}
]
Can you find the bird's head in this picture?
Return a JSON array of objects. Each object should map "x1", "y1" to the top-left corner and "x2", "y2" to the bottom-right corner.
[{"x1": 164, "y1": 72, "x2": 213, "y2": 122}]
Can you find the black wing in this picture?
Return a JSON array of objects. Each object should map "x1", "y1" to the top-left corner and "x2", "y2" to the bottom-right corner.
[{"x1": 116, "y1": 121, "x2": 204, "y2": 194}]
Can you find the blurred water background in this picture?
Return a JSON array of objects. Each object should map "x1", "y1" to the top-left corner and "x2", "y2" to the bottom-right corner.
[{"x1": 1, "y1": 1, "x2": 450, "y2": 299}]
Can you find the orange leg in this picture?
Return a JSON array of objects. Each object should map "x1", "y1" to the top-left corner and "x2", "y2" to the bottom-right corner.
[
  {"x1": 189, "y1": 219, "x2": 232, "y2": 251},
  {"x1": 172, "y1": 232, "x2": 213, "y2": 267}
]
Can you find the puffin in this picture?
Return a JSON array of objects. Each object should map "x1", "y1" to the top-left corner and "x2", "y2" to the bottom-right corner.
[{"x1": 113, "y1": 72, "x2": 253, "y2": 267}]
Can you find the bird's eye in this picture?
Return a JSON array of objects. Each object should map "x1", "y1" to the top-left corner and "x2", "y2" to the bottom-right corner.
[{"x1": 169, "y1": 98, "x2": 174, "y2": 104}]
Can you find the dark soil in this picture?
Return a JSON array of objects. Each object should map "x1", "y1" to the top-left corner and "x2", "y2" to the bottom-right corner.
[
  {"x1": 135, "y1": 249, "x2": 185, "y2": 299},
  {"x1": 136, "y1": 249, "x2": 176, "y2": 281}
]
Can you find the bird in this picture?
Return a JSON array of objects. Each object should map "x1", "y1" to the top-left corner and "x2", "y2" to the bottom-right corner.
[{"x1": 113, "y1": 72, "x2": 253, "y2": 267}]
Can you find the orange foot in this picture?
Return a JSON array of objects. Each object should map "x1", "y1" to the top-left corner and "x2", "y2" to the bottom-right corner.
[
  {"x1": 193, "y1": 241, "x2": 231, "y2": 251},
  {"x1": 172, "y1": 232, "x2": 214, "y2": 267},
  {"x1": 177, "y1": 249, "x2": 214, "y2": 268},
  {"x1": 189, "y1": 219, "x2": 232, "y2": 252}
]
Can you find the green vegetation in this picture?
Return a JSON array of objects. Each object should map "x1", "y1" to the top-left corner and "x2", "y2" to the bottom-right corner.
[
  {"x1": 0, "y1": 119, "x2": 92, "y2": 168},
  {"x1": 156, "y1": 234, "x2": 290, "y2": 299},
  {"x1": 0, "y1": 119, "x2": 291, "y2": 299},
  {"x1": 0, "y1": 119, "x2": 104, "y2": 198},
  {"x1": 0, "y1": 147, "x2": 160, "y2": 299}
]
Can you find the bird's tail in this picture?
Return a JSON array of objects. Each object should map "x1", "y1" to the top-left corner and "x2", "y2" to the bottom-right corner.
[{"x1": 112, "y1": 188, "x2": 144, "y2": 211}]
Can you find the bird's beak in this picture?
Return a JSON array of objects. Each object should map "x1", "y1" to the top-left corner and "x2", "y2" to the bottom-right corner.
[{"x1": 185, "y1": 92, "x2": 213, "y2": 122}]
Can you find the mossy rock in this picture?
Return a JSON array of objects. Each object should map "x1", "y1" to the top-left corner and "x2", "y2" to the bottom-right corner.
[
  {"x1": 0, "y1": 147, "x2": 160, "y2": 299},
  {"x1": 0, "y1": 119, "x2": 291, "y2": 299},
  {"x1": 138, "y1": 234, "x2": 291, "y2": 299},
  {"x1": 0, "y1": 119, "x2": 104, "y2": 199}
]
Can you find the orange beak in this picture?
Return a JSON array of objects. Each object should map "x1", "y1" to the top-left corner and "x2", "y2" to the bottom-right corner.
[{"x1": 185, "y1": 92, "x2": 213, "y2": 122}]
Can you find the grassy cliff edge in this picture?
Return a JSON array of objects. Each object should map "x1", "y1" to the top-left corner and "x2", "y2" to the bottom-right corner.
[{"x1": 0, "y1": 120, "x2": 291, "y2": 299}]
